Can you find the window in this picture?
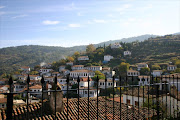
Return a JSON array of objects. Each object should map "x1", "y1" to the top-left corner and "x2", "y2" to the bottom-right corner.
[
  {"x1": 85, "y1": 91, "x2": 88, "y2": 94},
  {"x1": 135, "y1": 101, "x2": 139, "y2": 106},
  {"x1": 127, "y1": 99, "x2": 130, "y2": 105}
]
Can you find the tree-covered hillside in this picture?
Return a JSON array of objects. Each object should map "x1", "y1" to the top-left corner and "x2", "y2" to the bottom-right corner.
[
  {"x1": 0, "y1": 45, "x2": 85, "y2": 75},
  {"x1": 0, "y1": 34, "x2": 179, "y2": 75}
]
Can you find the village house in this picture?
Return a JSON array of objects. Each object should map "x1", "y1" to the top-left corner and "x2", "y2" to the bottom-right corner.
[
  {"x1": 60, "y1": 69, "x2": 70, "y2": 76},
  {"x1": 137, "y1": 63, "x2": 149, "y2": 71},
  {"x1": 104, "y1": 55, "x2": 114, "y2": 62},
  {"x1": 85, "y1": 66, "x2": 102, "y2": 71},
  {"x1": 70, "y1": 70, "x2": 95, "y2": 78},
  {"x1": 78, "y1": 56, "x2": 89, "y2": 61},
  {"x1": 39, "y1": 68, "x2": 53, "y2": 74},
  {"x1": 151, "y1": 70, "x2": 163, "y2": 77},
  {"x1": 20, "y1": 66, "x2": 30, "y2": 73},
  {"x1": 60, "y1": 84, "x2": 72, "y2": 94},
  {"x1": 98, "y1": 79, "x2": 117, "y2": 89},
  {"x1": 29, "y1": 85, "x2": 42, "y2": 98},
  {"x1": 111, "y1": 43, "x2": 122, "y2": 49},
  {"x1": 52, "y1": 72, "x2": 61, "y2": 76},
  {"x1": 57, "y1": 76, "x2": 67, "y2": 85},
  {"x1": 59, "y1": 65, "x2": 66, "y2": 72},
  {"x1": 18, "y1": 75, "x2": 27, "y2": 81},
  {"x1": 71, "y1": 65, "x2": 84, "y2": 70},
  {"x1": 0, "y1": 98, "x2": 7, "y2": 108},
  {"x1": 162, "y1": 73, "x2": 180, "y2": 91},
  {"x1": 0, "y1": 78, "x2": 8, "y2": 85},
  {"x1": 14, "y1": 83, "x2": 26, "y2": 92},
  {"x1": 66, "y1": 62, "x2": 73, "y2": 66},
  {"x1": 41, "y1": 63, "x2": 52, "y2": 68},
  {"x1": 0, "y1": 85, "x2": 9, "y2": 93},
  {"x1": 79, "y1": 77, "x2": 94, "y2": 87},
  {"x1": 124, "y1": 51, "x2": 131, "y2": 56},
  {"x1": 127, "y1": 70, "x2": 140, "y2": 76},
  {"x1": 167, "y1": 65, "x2": 177, "y2": 71},
  {"x1": 44, "y1": 76, "x2": 54, "y2": 83},
  {"x1": 138, "y1": 76, "x2": 150, "y2": 86},
  {"x1": 78, "y1": 87, "x2": 100, "y2": 98}
]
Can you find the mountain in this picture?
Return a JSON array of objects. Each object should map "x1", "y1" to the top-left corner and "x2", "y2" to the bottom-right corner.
[
  {"x1": 95, "y1": 34, "x2": 157, "y2": 47},
  {"x1": 0, "y1": 34, "x2": 174, "y2": 75}
]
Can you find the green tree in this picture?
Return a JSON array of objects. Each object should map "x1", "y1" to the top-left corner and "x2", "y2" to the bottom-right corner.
[
  {"x1": 152, "y1": 64, "x2": 161, "y2": 70},
  {"x1": 30, "y1": 71, "x2": 39, "y2": 75},
  {"x1": 175, "y1": 68, "x2": 180, "y2": 73},
  {"x1": 140, "y1": 67, "x2": 150, "y2": 75},
  {"x1": 92, "y1": 71, "x2": 105, "y2": 80},
  {"x1": 119, "y1": 62, "x2": 130, "y2": 76},
  {"x1": 66, "y1": 56, "x2": 74, "y2": 62},
  {"x1": 86, "y1": 44, "x2": 96, "y2": 53},
  {"x1": 73, "y1": 51, "x2": 80, "y2": 59}
]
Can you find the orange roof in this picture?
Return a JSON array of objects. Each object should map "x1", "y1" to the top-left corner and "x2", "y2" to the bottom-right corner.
[
  {"x1": 21, "y1": 66, "x2": 30, "y2": 69},
  {"x1": 0, "y1": 98, "x2": 7, "y2": 103},
  {"x1": 29, "y1": 85, "x2": 42, "y2": 89},
  {"x1": 72, "y1": 65, "x2": 84, "y2": 67},
  {"x1": 71, "y1": 69, "x2": 94, "y2": 73}
]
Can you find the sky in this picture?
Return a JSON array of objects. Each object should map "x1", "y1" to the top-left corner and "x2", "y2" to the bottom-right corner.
[{"x1": 0, "y1": 0, "x2": 180, "y2": 48}]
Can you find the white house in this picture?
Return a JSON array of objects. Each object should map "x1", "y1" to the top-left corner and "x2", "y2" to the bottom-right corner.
[
  {"x1": 70, "y1": 70, "x2": 95, "y2": 78},
  {"x1": 61, "y1": 69, "x2": 70, "y2": 76},
  {"x1": 167, "y1": 65, "x2": 177, "y2": 71},
  {"x1": 127, "y1": 70, "x2": 140, "y2": 76},
  {"x1": 28, "y1": 75, "x2": 41, "y2": 80},
  {"x1": 60, "y1": 84, "x2": 72, "y2": 94},
  {"x1": 78, "y1": 87, "x2": 100, "y2": 98},
  {"x1": 85, "y1": 66, "x2": 102, "y2": 71},
  {"x1": 52, "y1": 72, "x2": 61, "y2": 76},
  {"x1": 44, "y1": 76, "x2": 54, "y2": 83},
  {"x1": 39, "y1": 68, "x2": 53, "y2": 74},
  {"x1": 57, "y1": 76, "x2": 67, "y2": 85},
  {"x1": 123, "y1": 94, "x2": 145, "y2": 106},
  {"x1": 111, "y1": 43, "x2": 122, "y2": 49},
  {"x1": 0, "y1": 78, "x2": 7, "y2": 85},
  {"x1": 104, "y1": 55, "x2": 114, "y2": 62},
  {"x1": 98, "y1": 79, "x2": 117, "y2": 89},
  {"x1": 162, "y1": 74, "x2": 180, "y2": 91},
  {"x1": 66, "y1": 62, "x2": 73, "y2": 66},
  {"x1": 137, "y1": 63, "x2": 149, "y2": 71},
  {"x1": 124, "y1": 51, "x2": 131, "y2": 56},
  {"x1": 20, "y1": 66, "x2": 30, "y2": 73},
  {"x1": 41, "y1": 63, "x2": 52, "y2": 68},
  {"x1": 151, "y1": 70, "x2": 163, "y2": 77},
  {"x1": 18, "y1": 75, "x2": 27, "y2": 81},
  {"x1": 138, "y1": 76, "x2": 150, "y2": 86},
  {"x1": 14, "y1": 83, "x2": 26, "y2": 92},
  {"x1": 71, "y1": 65, "x2": 84, "y2": 70},
  {"x1": 0, "y1": 85, "x2": 9, "y2": 93},
  {"x1": 59, "y1": 65, "x2": 66, "y2": 72},
  {"x1": 79, "y1": 77, "x2": 94, "y2": 87},
  {"x1": 29, "y1": 85, "x2": 42, "y2": 98},
  {"x1": 78, "y1": 56, "x2": 89, "y2": 61}
]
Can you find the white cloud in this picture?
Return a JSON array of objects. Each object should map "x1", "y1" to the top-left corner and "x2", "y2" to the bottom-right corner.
[
  {"x1": 116, "y1": 4, "x2": 132, "y2": 12},
  {"x1": 42, "y1": 20, "x2": 60, "y2": 25},
  {"x1": 12, "y1": 14, "x2": 28, "y2": 19},
  {"x1": 93, "y1": 19, "x2": 107, "y2": 23},
  {"x1": 77, "y1": 12, "x2": 83, "y2": 16},
  {"x1": 68, "y1": 24, "x2": 81, "y2": 27},
  {"x1": 0, "y1": 6, "x2": 5, "y2": 9},
  {"x1": 0, "y1": 12, "x2": 6, "y2": 15}
]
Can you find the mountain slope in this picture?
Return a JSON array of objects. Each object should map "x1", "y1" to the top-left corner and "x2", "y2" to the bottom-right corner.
[{"x1": 0, "y1": 34, "x2": 172, "y2": 75}]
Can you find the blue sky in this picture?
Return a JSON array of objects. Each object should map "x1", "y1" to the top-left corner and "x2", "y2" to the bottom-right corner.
[{"x1": 0, "y1": 0, "x2": 179, "y2": 48}]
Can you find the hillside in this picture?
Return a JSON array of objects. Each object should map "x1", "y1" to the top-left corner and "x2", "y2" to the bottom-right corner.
[
  {"x1": 0, "y1": 45, "x2": 85, "y2": 75},
  {"x1": 0, "y1": 34, "x2": 179, "y2": 75}
]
